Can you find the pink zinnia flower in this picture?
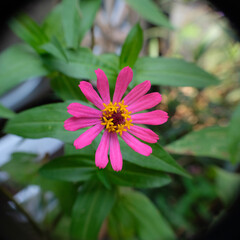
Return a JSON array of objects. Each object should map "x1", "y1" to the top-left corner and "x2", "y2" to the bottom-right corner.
[{"x1": 64, "y1": 67, "x2": 168, "y2": 171}]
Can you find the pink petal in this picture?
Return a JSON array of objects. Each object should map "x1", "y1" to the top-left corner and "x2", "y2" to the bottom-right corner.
[
  {"x1": 67, "y1": 103, "x2": 101, "y2": 118},
  {"x1": 110, "y1": 133, "x2": 122, "y2": 171},
  {"x1": 95, "y1": 69, "x2": 111, "y2": 104},
  {"x1": 64, "y1": 117, "x2": 101, "y2": 131},
  {"x1": 79, "y1": 81, "x2": 104, "y2": 110},
  {"x1": 131, "y1": 110, "x2": 169, "y2": 125},
  {"x1": 121, "y1": 132, "x2": 152, "y2": 156},
  {"x1": 123, "y1": 80, "x2": 151, "y2": 105},
  {"x1": 74, "y1": 124, "x2": 104, "y2": 149},
  {"x1": 127, "y1": 92, "x2": 162, "y2": 114},
  {"x1": 113, "y1": 67, "x2": 133, "y2": 103},
  {"x1": 128, "y1": 125, "x2": 159, "y2": 143},
  {"x1": 95, "y1": 130, "x2": 110, "y2": 169}
]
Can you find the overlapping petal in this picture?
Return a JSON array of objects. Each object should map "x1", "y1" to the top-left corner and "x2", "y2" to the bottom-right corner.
[
  {"x1": 95, "y1": 69, "x2": 111, "y2": 104},
  {"x1": 113, "y1": 66, "x2": 133, "y2": 103},
  {"x1": 79, "y1": 81, "x2": 104, "y2": 110},
  {"x1": 127, "y1": 92, "x2": 162, "y2": 114},
  {"x1": 95, "y1": 130, "x2": 110, "y2": 169},
  {"x1": 74, "y1": 124, "x2": 104, "y2": 149},
  {"x1": 121, "y1": 132, "x2": 152, "y2": 156},
  {"x1": 123, "y1": 80, "x2": 151, "y2": 105},
  {"x1": 110, "y1": 133, "x2": 122, "y2": 171},
  {"x1": 128, "y1": 125, "x2": 159, "y2": 143},
  {"x1": 67, "y1": 103, "x2": 101, "y2": 118},
  {"x1": 64, "y1": 117, "x2": 101, "y2": 131}
]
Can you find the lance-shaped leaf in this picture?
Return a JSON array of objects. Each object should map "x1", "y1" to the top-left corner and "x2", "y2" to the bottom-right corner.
[
  {"x1": 4, "y1": 101, "x2": 88, "y2": 143},
  {"x1": 39, "y1": 154, "x2": 171, "y2": 189},
  {"x1": 166, "y1": 126, "x2": 229, "y2": 160},
  {"x1": 122, "y1": 190, "x2": 175, "y2": 240},
  {"x1": 0, "y1": 104, "x2": 16, "y2": 119},
  {"x1": 43, "y1": 48, "x2": 119, "y2": 84},
  {"x1": 106, "y1": 161, "x2": 171, "y2": 188},
  {"x1": 228, "y1": 104, "x2": 240, "y2": 163},
  {"x1": 120, "y1": 23, "x2": 143, "y2": 69},
  {"x1": 0, "y1": 44, "x2": 48, "y2": 96},
  {"x1": 134, "y1": 57, "x2": 220, "y2": 87},
  {"x1": 119, "y1": 138, "x2": 190, "y2": 178},
  {"x1": 125, "y1": 0, "x2": 174, "y2": 29},
  {"x1": 39, "y1": 155, "x2": 96, "y2": 182},
  {"x1": 10, "y1": 15, "x2": 49, "y2": 53},
  {"x1": 71, "y1": 181, "x2": 116, "y2": 240},
  {"x1": 50, "y1": 75, "x2": 86, "y2": 101},
  {"x1": 61, "y1": 0, "x2": 81, "y2": 49}
]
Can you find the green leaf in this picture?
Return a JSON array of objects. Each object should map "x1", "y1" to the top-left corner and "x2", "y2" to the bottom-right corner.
[
  {"x1": 212, "y1": 167, "x2": 240, "y2": 205},
  {"x1": 0, "y1": 44, "x2": 49, "y2": 96},
  {"x1": 78, "y1": 0, "x2": 101, "y2": 43},
  {"x1": 108, "y1": 197, "x2": 136, "y2": 240},
  {"x1": 228, "y1": 104, "x2": 240, "y2": 163},
  {"x1": 125, "y1": 0, "x2": 173, "y2": 29},
  {"x1": 0, "y1": 104, "x2": 15, "y2": 119},
  {"x1": 41, "y1": 37, "x2": 68, "y2": 61},
  {"x1": 122, "y1": 190, "x2": 175, "y2": 240},
  {"x1": 120, "y1": 23, "x2": 143, "y2": 69},
  {"x1": 1, "y1": 152, "x2": 39, "y2": 184},
  {"x1": 40, "y1": 154, "x2": 171, "y2": 189},
  {"x1": 43, "y1": 48, "x2": 119, "y2": 84},
  {"x1": 39, "y1": 155, "x2": 96, "y2": 182},
  {"x1": 50, "y1": 75, "x2": 86, "y2": 101},
  {"x1": 119, "y1": 139, "x2": 190, "y2": 178},
  {"x1": 62, "y1": 0, "x2": 81, "y2": 49},
  {"x1": 42, "y1": 4, "x2": 65, "y2": 46},
  {"x1": 71, "y1": 181, "x2": 116, "y2": 240},
  {"x1": 107, "y1": 161, "x2": 171, "y2": 188},
  {"x1": 9, "y1": 15, "x2": 49, "y2": 52},
  {"x1": 166, "y1": 126, "x2": 229, "y2": 160},
  {"x1": 134, "y1": 57, "x2": 220, "y2": 87},
  {"x1": 4, "y1": 101, "x2": 86, "y2": 143}
]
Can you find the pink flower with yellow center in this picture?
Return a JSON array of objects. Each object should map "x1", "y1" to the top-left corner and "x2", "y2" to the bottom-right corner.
[{"x1": 64, "y1": 67, "x2": 168, "y2": 171}]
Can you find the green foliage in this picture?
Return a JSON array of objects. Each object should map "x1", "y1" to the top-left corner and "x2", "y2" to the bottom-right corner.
[
  {"x1": 228, "y1": 104, "x2": 240, "y2": 163},
  {"x1": 41, "y1": 37, "x2": 68, "y2": 61},
  {"x1": 1, "y1": 152, "x2": 39, "y2": 184},
  {"x1": 40, "y1": 155, "x2": 96, "y2": 182},
  {"x1": 61, "y1": 0, "x2": 81, "y2": 49},
  {"x1": 134, "y1": 57, "x2": 220, "y2": 87},
  {"x1": 166, "y1": 126, "x2": 229, "y2": 160},
  {"x1": 212, "y1": 167, "x2": 240, "y2": 205},
  {"x1": 71, "y1": 180, "x2": 116, "y2": 240},
  {"x1": 120, "y1": 23, "x2": 143, "y2": 69},
  {"x1": 119, "y1": 139, "x2": 190, "y2": 177},
  {"x1": 125, "y1": 0, "x2": 174, "y2": 29},
  {"x1": 50, "y1": 75, "x2": 86, "y2": 101},
  {"x1": 4, "y1": 102, "x2": 85, "y2": 143},
  {"x1": 122, "y1": 190, "x2": 175, "y2": 240},
  {"x1": 0, "y1": 44, "x2": 48, "y2": 96},
  {"x1": 9, "y1": 15, "x2": 49, "y2": 53},
  {"x1": 42, "y1": 48, "x2": 119, "y2": 84},
  {"x1": 0, "y1": 104, "x2": 15, "y2": 119},
  {"x1": 39, "y1": 154, "x2": 172, "y2": 189}
]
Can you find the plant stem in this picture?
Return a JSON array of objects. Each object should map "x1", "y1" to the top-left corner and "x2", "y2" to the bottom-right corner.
[
  {"x1": 91, "y1": 26, "x2": 95, "y2": 50},
  {"x1": 0, "y1": 185, "x2": 46, "y2": 238}
]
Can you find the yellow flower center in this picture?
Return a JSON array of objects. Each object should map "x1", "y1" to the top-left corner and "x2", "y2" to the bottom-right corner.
[{"x1": 101, "y1": 100, "x2": 133, "y2": 136}]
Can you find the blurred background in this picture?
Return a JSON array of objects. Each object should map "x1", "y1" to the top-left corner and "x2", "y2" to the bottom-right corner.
[{"x1": 0, "y1": 0, "x2": 240, "y2": 239}]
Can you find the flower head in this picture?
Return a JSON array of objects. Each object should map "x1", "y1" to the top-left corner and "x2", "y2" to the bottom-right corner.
[{"x1": 64, "y1": 67, "x2": 168, "y2": 171}]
